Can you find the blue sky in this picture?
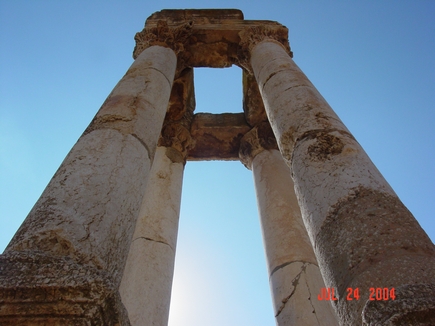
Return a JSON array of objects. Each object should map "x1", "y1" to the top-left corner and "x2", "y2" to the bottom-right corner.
[{"x1": 1, "y1": 1, "x2": 434, "y2": 325}]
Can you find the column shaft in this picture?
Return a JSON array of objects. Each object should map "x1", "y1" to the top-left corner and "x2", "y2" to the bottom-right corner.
[
  {"x1": 119, "y1": 146, "x2": 184, "y2": 326},
  {"x1": 250, "y1": 40, "x2": 435, "y2": 324},
  {"x1": 0, "y1": 45, "x2": 176, "y2": 325},
  {"x1": 252, "y1": 149, "x2": 337, "y2": 325}
]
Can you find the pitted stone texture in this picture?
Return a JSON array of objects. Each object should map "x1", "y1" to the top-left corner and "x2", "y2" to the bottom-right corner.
[
  {"x1": 165, "y1": 68, "x2": 195, "y2": 124},
  {"x1": 136, "y1": 9, "x2": 289, "y2": 70},
  {"x1": 0, "y1": 251, "x2": 130, "y2": 325},
  {"x1": 271, "y1": 262, "x2": 337, "y2": 326},
  {"x1": 6, "y1": 130, "x2": 150, "y2": 284},
  {"x1": 251, "y1": 42, "x2": 350, "y2": 160},
  {"x1": 133, "y1": 20, "x2": 193, "y2": 60},
  {"x1": 316, "y1": 188, "x2": 435, "y2": 325},
  {"x1": 159, "y1": 68, "x2": 195, "y2": 163},
  {"x1": 250, "y1": 39, "x2": 435, "y2": 325},
  {"x1": 1, "y1": 44, "x2": 177, "y2": 323},
  {"x1": 120, "y1": 147, "x2": 184, "y2": 326},
  {"x1": 86, "y1": 46, "x2": 176, "y2": 160},
  {"x1": 135, "y1": 9, "x2": 245, "y2": 65},
  {"x1": 146, "y1": 9, "x2": 244, "y2": 24},
  {"x1": 362, "y1": 284, "x2": 435, "y2": 325},
  {"x1": 7, "y1": 46, "x2": 177, "y2": 280},
  {"x1": 238, "y1": 25, "x2": 292, "y2": 74},
  {"x1": 292, "y1": 130, "x2": 396, "y2": 241},
  {"x1": 158, "y1": 123, "x2": 194, "y2": 161}
]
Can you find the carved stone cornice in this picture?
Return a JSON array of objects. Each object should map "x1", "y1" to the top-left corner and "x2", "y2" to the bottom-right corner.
[
  {"x1": 158, "y1": 123, "x2": 194, "y2": 163},
  {"x1": 239, "y1": 121, "x2": 278, "y2": 169},
  {"x1": 133, "y1": 20, "x2": 193, "y2": 67},
  {"x1": 238, "y1": 25, "x2": 292, "y2": 74}
]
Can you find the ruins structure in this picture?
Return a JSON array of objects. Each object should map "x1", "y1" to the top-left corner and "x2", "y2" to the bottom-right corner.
[{"x1": 1, "y1": 9, "x2": 435, "y2": 326}]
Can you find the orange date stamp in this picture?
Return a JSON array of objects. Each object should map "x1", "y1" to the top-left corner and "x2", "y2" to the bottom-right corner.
[{"x1": 317, "y1": 287, "x2": 396, "y2": 301}]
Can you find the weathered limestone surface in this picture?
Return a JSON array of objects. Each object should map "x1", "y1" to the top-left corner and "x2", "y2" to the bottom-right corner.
[
  {"x1": 0, "y1": 251, "x2": 130, "y2": 325},
  {"x1": 240, "y1": 126, "x2": 337, "y2": 325},
  {"x1": 120, "y1": 72, "x2": 194, "y2": 325},
  {"x1": 247, "y1": 38, "x2": 435, "y2": 325},
  {"x1": 272, "y1": 262, "x2": 337, "y2": 326},
  {"x1": 188, "y1": 112, "x2": 250, "y2": 160},
  {"x1": 134, "y1": 9, "x2": 289, "y2": 71},
  {"x1": 0, "y1": 45, "x2": 177, "y2": 324},
  {"x1": 243, "y1": 71, "x2": 268, "y2": 126},
  {"x1": 2, "y1": 8, "x2": 434, "y2": 326},
  {"x1": 165, "y1": 68, "x2": 195, "y2": 125},
  {"x1": 119, "y1": 146, "x2": 186, "y2": 326}
]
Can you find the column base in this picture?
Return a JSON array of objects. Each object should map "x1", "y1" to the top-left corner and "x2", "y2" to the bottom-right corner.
[{"x1": 0, "y1": 252, "x2": 130, "y2": 325}]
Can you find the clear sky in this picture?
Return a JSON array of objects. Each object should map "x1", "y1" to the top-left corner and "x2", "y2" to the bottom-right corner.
[{"x1": 1, "y1": 1, "x2": 434, "y2": 325}]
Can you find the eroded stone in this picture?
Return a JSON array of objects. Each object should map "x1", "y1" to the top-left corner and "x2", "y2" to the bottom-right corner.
[
  {"x1": 120, "y1": 147, "x2": 184, "y2": 326},
  {"x1": 1, "y1": 44, "x2": 177, "y2": 324},
  {"x1": 188, "y1": 112, "x2": 250, "y2": 160},
  {"x1": 3, "y1": 8, "x2": 434, "y2": 326},
  {"x1": 250, "y1": 38, "x2": 435, "y2": 325}
]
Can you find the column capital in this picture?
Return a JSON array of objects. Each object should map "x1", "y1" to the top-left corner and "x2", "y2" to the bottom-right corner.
[
  {"x1": 158, "y1": 123, "x2": 194, "y2": 163},
  {"x1": 239, "y1": 121, "x2": 278, "y2": 169},
  {"x1": 238, "y1": 25, "x2": 292, "y2": 74},
  {"x1": 133, "y1": 20, "x2": 193, "y2": 65}
]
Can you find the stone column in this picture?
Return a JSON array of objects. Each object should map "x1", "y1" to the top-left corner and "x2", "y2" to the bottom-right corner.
[
  {"x1": 119, "y1": 123, "x2": 192, "y2": 326},
  {"x1": 240, "y1": 30, "x2": 435, "y2": 325},
  {"x1": 240, "y1": 123, "x2": 337, "y2": 326},
  {"x1": 0, "y1": 44, "x2": 178, "y2": 324}
]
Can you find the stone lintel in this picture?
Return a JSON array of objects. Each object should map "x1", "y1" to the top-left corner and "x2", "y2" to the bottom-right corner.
[
  {"x1": 188, "y1": 113, "x2": 250, "y2": 161},
  {"x1": 134, "y1": 9, "x2": 288, "y2": 69},
  {"x1": 146, "y1": 9, "x2": 244, "y2": 25},
  {"x1": 243, "y1": 70, "x2": 267, "y2": 126}
]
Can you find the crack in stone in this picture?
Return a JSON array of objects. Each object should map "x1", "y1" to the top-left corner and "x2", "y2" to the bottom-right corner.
[
  {"x1": 262, "y1": 69, "x2": 304, "y2": 91},
  {"x1": 131, "y1": 133, "x2": 151, "y2": 161},
  {"x1": 269, "y1": 260, "x2": 317, "y2": 280},
  {"x1": 145, "y1": 66, "x2": 173, "y2": 88},
  {"x1": 282, "y1": 84, "x2": 307, "y2": 93},
  {"x1": 134, "y1": 237, "x2": 174, "y2": 252},
  {"x1": 275, "y1": 262, "x2": 308, "y2": 317},
  {"x1": 304, "y1": 271, "x2": 321, "y2": 325},
  {"x1": 262, "y1": 70, "x2": 279, "y2": 89}
]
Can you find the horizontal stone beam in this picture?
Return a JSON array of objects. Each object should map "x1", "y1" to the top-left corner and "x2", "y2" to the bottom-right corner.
[
  {"x1": 134, "y1": 9, "x2": 290, "y2": 68},
  {"x1": 146, "y1": 9, "x2": 245, "y2": 22},
  {"x1": 187, "y1": 113, "x2": 250, "y2": 161}
]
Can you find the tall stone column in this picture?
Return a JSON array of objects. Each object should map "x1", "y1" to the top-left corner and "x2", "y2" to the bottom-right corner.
[
  {"x1": 0, "y1": 42, "x2": 179, "y2": 324},
  {"x1": 240, "y1": 30, "x2": 435, "y2": 325},
  {"x1": 119, "y1": 123, "x2": 192, "y2": 326},
  {"x1": 240, "y1": 123, "x2": 337, "y2": 326}
]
